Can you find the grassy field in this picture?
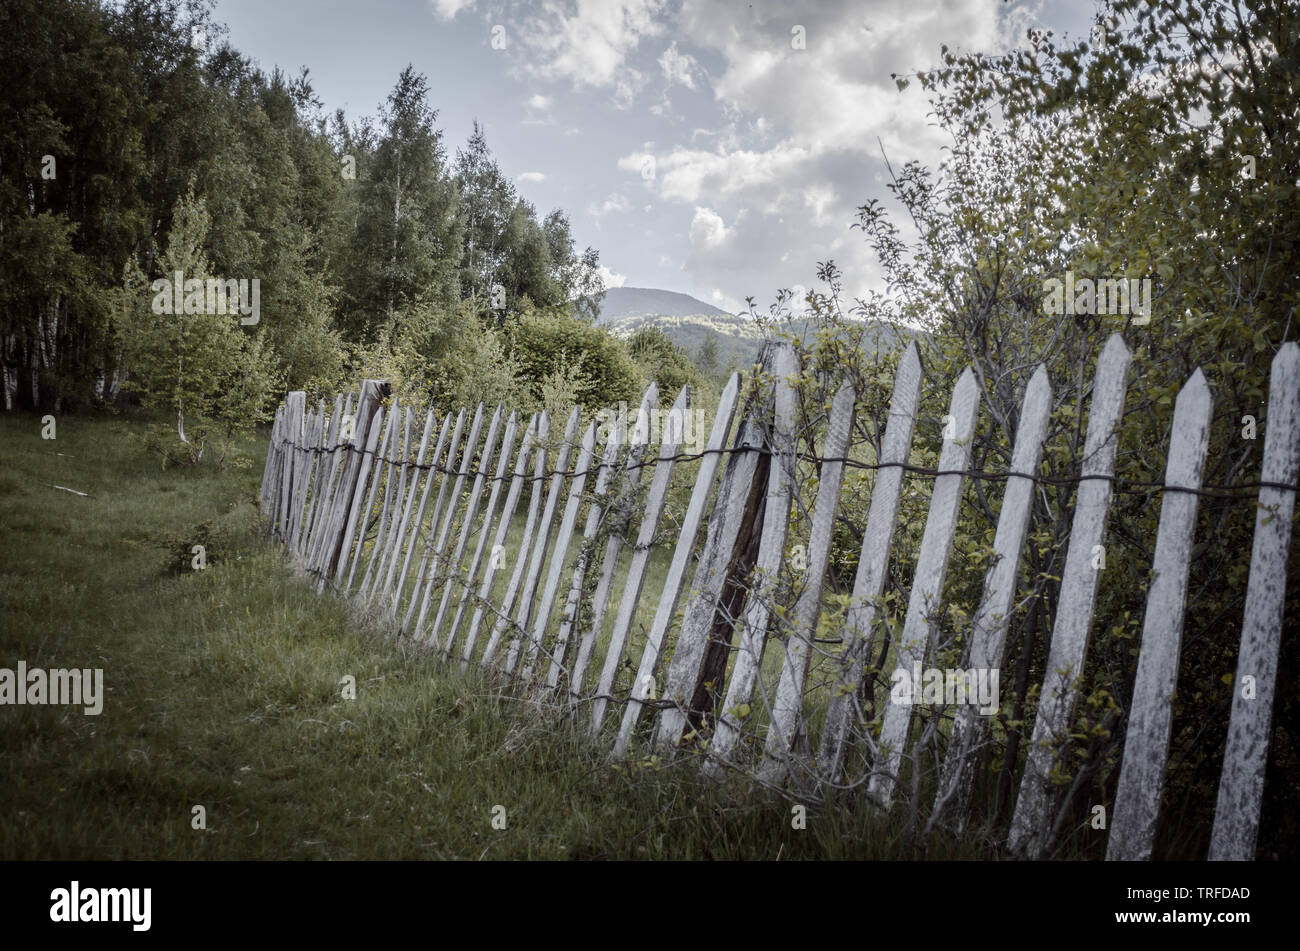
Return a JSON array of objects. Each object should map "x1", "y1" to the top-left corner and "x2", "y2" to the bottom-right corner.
[{"x1": 0, "y1": 411, "x2": 997, "y2": 860}]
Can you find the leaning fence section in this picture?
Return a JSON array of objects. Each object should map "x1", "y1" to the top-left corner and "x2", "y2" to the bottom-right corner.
[{"x1": 258, "y1": 335, "x2": 1299, "y2": 861}]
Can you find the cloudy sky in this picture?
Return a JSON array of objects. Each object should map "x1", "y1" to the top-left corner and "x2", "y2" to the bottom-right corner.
[{"x1": 213, "y1": 0, "x2": 1094, "y2": 314}]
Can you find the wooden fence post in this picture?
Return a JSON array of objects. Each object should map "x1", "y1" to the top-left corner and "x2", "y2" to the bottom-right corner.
[
  {"x1": 433, "y1": 405, "x2": 506, "y2": 655},
  {"x1": 1209, "y1": 342, "x2": 1300, "y2": 860},
  {"x1": 706, "y1": 344, "x2": 798, "y2": 772},
  {"x1": 507, "y1": 407, "x2": 581, "y2": 677},
  {"x1": 1106, "y1": 369, "x2": 1211, "y2": 860},
  {"x1": 570, "y1": 385, "x2": 658, "y2": 692},
  {"x1": 589, "y1": 386, "x2": 692, "y2": 732},
  {"x1": 613, "y1": 372, "x2": 740, "y2": 758},
  {"x1": 527, "y1": 419, "x2": 597, "y2": 684},
  {"x1": 818, "y1": 343, "x2": 922, "y2": 782},
  {"x1": 759, "y1": 381, "x2": 856, "y2": 783},
  {"x1": 1009, "y1": 334, "x2": 1130, "y2": 858},
  {"x1": 301, "y1": 394, "x2": 345, "y2": 567},
  {"x1": 448, "y1": 411, "x2": 521, "y2": 664},
  {"x1": 357, "y1": 406, "x2": 401, "y2": 597},
  {"x1": 868, "y1": 367, "x2": 980, "y2": 808},
  {"x1": 481, "y1": 411, "x2": 551, "y2": 667},
  {"x1": 556, "y1": 425, "x2": 623, "y2": 697},
  {"x1": 470, "y1": 413, "x2": 540, "y2": 668},
  {"x1": 278, "y1": 392, "x2": 305, "y2": 539},
  {"x1": 313, "y1": 381, "x2": 386, "y2": 589},
  {"x1": 654, "y1": 344, "x2": 779, "y2": 754},
  {"x1": 931, "y1": 365, "x2": 1052, "y2": 832},
  {"x1": 401, "y1": 408, "x2": 468, "y2": 634}
]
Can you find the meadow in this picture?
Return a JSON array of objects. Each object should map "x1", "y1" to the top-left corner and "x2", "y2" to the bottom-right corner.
[{"x1": 0, "y1": 412, "x2": 992, "y2": 859}]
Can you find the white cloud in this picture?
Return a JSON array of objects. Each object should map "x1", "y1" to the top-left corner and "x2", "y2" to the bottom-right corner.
[
  {"x1": 517, "y1": 171, "x2": 547, "y2": 183},
  {"x1": 689, "y1": 206, "x2": 729, "y2": 250},
  {"x1": 597, "y1": 265, "x2": 627, "y2": 288},
  {"x1": 428, "y1": 0, "x2": 476, "y2": 19},
  {"x1": 521, "y1": 0, "x2": 666, "y2": 91},
  {"x1": 607, "y1": 0, "x2": 1034, "y2": 303},
  {"x1": 527, "y1": 94, "x2": 553, "y2": 110},
  {"x1": 588, "y1": 193, "x2": 631, "y2": 216},
  {"x1": 709, "y1": 288, "x2": 742, "y2": 313},
  {"x1": 658, "y1": 42, "x2": 696, "y2": 88}
]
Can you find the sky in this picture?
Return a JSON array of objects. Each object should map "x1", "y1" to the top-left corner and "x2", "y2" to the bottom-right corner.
[{"x1": 211, "y1": 0, "x2": 1095, "y2": 315}]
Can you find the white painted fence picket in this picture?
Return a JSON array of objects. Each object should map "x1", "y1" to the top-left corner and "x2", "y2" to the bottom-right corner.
[
  {"x1": 1008, "y1": 335, "x2": 1131, "y2": 858},
  {"x1": 258, "y1": 332, "x2": 1296, "y2": 862}
]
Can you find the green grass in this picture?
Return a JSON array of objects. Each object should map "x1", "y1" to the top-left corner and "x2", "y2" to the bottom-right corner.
[{"x1": 0, "y1": 411, "x2": 999, "y2": 859}]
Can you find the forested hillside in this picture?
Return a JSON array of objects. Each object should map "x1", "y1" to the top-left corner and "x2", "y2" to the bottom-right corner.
[{"x1": 0, "y1": 0, "x2": 629, "y2": 460}]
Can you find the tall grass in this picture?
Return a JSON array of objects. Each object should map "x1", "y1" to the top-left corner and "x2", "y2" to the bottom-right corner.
[{"x1": 0, "y1": 412, "x2": 1000, "y2": 859}]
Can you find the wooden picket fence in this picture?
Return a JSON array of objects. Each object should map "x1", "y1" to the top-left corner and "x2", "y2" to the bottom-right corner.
[{"x1": 258, "y1": 334, "x2": 1299, "y2": 861}]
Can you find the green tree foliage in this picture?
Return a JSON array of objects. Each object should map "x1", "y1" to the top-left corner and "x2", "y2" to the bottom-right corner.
[
  {"x1": 506, "y1": 305, "x2": 640, "y2": 411},
  {"x1": 0, "y1": 0, "x2": 628, "y2": 450},
  {"x1": 115, "y1": 187, "x2": 281, "y2": 465},
  {"x1": 626, "y1": 326, "x2": 703, "y2": 401},
  {"x1": 775, "y1": 0, "x2": 1297, "y2": 855},
  {"x1": 339, "y1": 65, "x2": 461, "y2": 342}
]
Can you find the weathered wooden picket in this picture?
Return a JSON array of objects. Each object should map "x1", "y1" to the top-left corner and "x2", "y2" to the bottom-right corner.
[{"x1": 258, "y1": 334, "x2": 1299, "y2": 861}]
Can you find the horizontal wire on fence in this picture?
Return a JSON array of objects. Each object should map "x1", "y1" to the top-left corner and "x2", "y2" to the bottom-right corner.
[{"x1": 271, "y1": 434, "x2": 1300, "y2": 503}]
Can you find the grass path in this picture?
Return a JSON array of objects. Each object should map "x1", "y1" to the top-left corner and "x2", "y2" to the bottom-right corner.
[{"x1": 0, "y1": 413, "x2": 984, "y2": 859}]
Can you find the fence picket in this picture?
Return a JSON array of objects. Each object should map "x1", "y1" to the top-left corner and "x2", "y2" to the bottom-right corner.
[
  {"x1": 570, "y1": 385, "x2": 658, "y2": 693},
  {"x1": 930, "y1": 365, "x2": 1052, "y2": 832},
  {"x1": 372, "y1": 407, "x2": 417, "y2": 606},
  {"x1": 401, "y1": 408, "x2": 467, "y2": 634},
  {"x1": 868, "y1": 366, "x2": 980, "y2": 808},
  {"x1": 706, "y1": 344, "x2": 799, "y2": 770},
  {"x1": 472, "y1": 413, "x2": 540, "y2": 668},
  {"x1": 509, "y1": 407, "x2": 582, "y2": 678},
  {"x1": 1009, "y1": 333, "x2": 1131, "y2": 858},
  {"x1": 278, "y1": 392, "x2": 305, "y2": 539},
  {"x1": 335, "y1": 407, "x2": 386, "y2": 587},
  {"x1": 259, "y1": 404, "x2": 283, "y2": 516},
  {"x1": 368, "y1": 406, "x2": 412, "y2": 601},
  {"x1": 432, "y1": 404, "x2": 505, "y2": 654},
  {"x1": 759, "y1": 381, "x2": 856, "y2": 782},
  {"x1": 408, "y1": 402, "x2": 485, "y2": 627},
  {"x1": 448, "y1": 411, "x2": 520, "y2": 663},
  {"x1": 1107, "y1": 369, "x2": 1211, "y2": 860},
  {"x1": 377, "y1": 408, "x2": 439, "y2": 609},
  {"x1": 287, "y1": 399, "x2": 315, "y2": 551},
  {"x1": 528, "y1": 420, "x2": 597, "y2": 684},
  {"x1": 1209, "y1": 342, "x2": 1300, "y2": 861},
  {"x1": 613, "y1": 372, "x2": 740, "y2": 757},
  {"x1": 818, "y1": 342, "x2": 923, "y2": 781},
  {"x1": 557, "y1": 426, "x2": 623, "y2": 697},
  {"x1": 302, "y1": 395, "x2": 345, "y2": 568},
  {"x1": 412, "y1": 406, "x2": 481, "y2": 639},
  {"x1": 482, "y1": 411, "x2": 551, "y2": 668},
  {"x1": 590, "y1": 386, "x2": 692, "y2": 732},
  {"x1": 655, "y1": 349, "x2": 776, "y2": 755},
  {"x1": 357, "y1": 406, "x2": 401, "y2": 597}
]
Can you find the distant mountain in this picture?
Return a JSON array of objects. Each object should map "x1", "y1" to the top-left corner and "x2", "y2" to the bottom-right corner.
[
  {"x1": 596, "y1": 286, "x2": 732, "y2": 322},
  {"x1": 603, "y1": 310, "x2": 913, "y2": 375}
]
